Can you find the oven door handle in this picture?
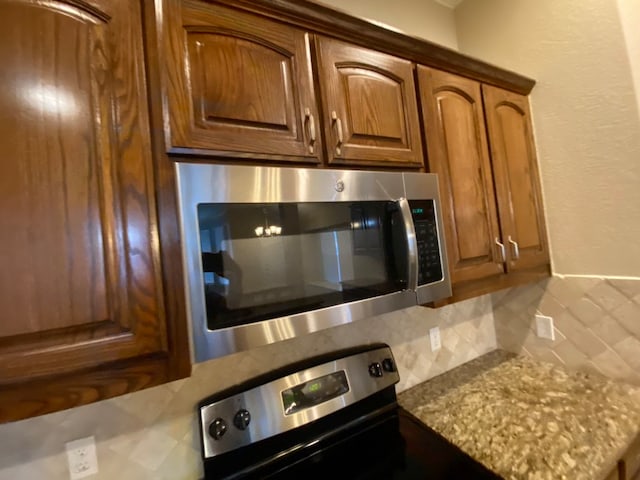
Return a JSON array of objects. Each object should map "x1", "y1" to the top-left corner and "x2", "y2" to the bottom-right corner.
[{"x1": 397, "y1": 198, "x2": 419, "y2": 292}]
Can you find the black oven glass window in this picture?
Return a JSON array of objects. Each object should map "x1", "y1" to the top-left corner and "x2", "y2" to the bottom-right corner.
[{"x1": 197, "y1": 201, "x2": 407, "y2": 329}]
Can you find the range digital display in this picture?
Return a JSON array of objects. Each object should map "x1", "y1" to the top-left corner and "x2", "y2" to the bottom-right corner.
[{"x1": 282, "y1": 371, "x2": 349, "y2": 415}]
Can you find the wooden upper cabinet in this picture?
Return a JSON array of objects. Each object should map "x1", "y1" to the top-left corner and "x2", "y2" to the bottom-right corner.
[
  {"x1": 483, "y1": 85, "x2": 550, "y2": 272},
  {"x1": 0, "y1": 0, "x2": 186, "y2": 421},
  {"x1": 417, "y1": 67, "x2": 504, "y2": 284},
  {"x1": 162, "y1": 0, "x2": 322, "y2": 163},
  {"x1": 315, "y1": 37, "x2": 424, "y2": 168},
  {"x1": 418, "y1": 68, "x2": 550, "y2": 304}
]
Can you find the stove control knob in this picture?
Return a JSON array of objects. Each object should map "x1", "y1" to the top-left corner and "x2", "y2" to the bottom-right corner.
[
  {"x1": 209, "y1": 418, "x2": 227, "y2": 440},
  {"x1": 382, "y1": 358, "x2": 396, "y2": 372},
  {"x1": 233, "y1": 409, "x2": 251, "y2": 430},
  {"x1": 368, "y1": 362, "x2": 383, "y2": 378}
]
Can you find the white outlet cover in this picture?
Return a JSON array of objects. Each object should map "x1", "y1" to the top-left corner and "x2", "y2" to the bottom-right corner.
[
  {"x1": 66, "y1": 436, "x2": 98, "y2": 479},
  {"x1": 535, "y1": 314, "x2": 555, "y2": 341},
  {"x1": 429, "y1": 327, "x2": 442, "y2": 351}
]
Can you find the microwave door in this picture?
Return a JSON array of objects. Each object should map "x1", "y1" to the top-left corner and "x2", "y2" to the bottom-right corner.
[{"x1": 177, "y1": 163, "x2": 425, "y2": 362}]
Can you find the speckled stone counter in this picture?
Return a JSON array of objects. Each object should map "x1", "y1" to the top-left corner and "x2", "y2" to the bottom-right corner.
[{"x1": 398, "y1": 350, "x2": 640, "y2": 480}]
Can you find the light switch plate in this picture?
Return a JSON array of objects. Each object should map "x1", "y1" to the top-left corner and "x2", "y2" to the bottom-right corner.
[
  {"x1": 429, "y1": 327, "x2": 442, "y2": 351},
  {"x1": 66, "y1": 436, "x2": 98, "y2": 479},
  {"x1": 535, "y1": 314, "x2": 555, "y2": 341}
]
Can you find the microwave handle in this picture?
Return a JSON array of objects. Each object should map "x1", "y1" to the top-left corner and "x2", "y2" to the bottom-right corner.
[{"x1": 397, "y1": 198, "x2": 419, "y2": 291}]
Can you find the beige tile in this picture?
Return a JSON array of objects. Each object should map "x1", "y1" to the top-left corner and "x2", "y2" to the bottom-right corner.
[
  {"x1": 532, "y1": 348, "x2": 565, "y2": 367},
  {"x1": 590, "y1": 315, "x2": 633, "y2": 346},
  {"x1": 611, "y1": 300, "x2": 640, "y2": 337},
  {"x1": 537, "y1": 292, "x2": 566, "y2": 318},
  {"x1": 568, "y1": 297, "x2": 604, "y2": 327},
  {"x1": 612, "y1": 336, "x2": 640, "y2": 370},
  {"x1": 505, "y1": 284, "x2": 546, "y2": 310},
  {"x1": 96, "y1": 447, "x2": 151, "y2": 480},
  {"x1": 522, "y1": 333, "x2": 555, "y2": 358},
  {"x1": 545, "y1": 276, "x2": 584, "y2": 307},
  {"x1": 591, "y1": 349, "x2": 636, "y2": 382},
  {"x1": 553, "y1": 311, "x2": 608, "y2": 357},
  {"x1": 496, "y1": 334, "x2": 526, "y2": 354},
  {"x1": 569, "y1": 276, "x2": 602, "y2": 294},
  {"x1": 158, "y1": 442, "x2": 202, "y2": 480},
  {"x1": 608, "y1": 279, "x2": 640, "y2": 299},
  {"x1": 553, "y1": 340, "x2": 590, "y2": 370},
  {"x1": 0, "y1": 460, "x2": 54, "y2": 480},
  {"x1": 114, "y1": 384, "x2": 175, "y2": 426},
  {"x1": 166, "y1": 377, "x2": 190, "y2": 394},
  {"x1": 587, "y1": 281, "x2": 630, "y2": 312},
  {"x1": 129, "y1": 429, "x2": 178, "y2": 471},
  {"x1": 491, "y1": 288, "x2": 512, "y2": 307}
]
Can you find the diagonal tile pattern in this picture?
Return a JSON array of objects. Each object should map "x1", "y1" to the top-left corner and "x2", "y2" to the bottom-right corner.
[
  {"x1": 3, "y1": 275, "x2": 636, "y2": 479},
  {"x1": 0, "y1": 297, "x2": 496, "y2": 480},
  {"x1": 493, "y1": 276, "x2": 640, "y2": 386}
]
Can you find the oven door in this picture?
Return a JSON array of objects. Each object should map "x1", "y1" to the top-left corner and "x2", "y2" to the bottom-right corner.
[{"x1": 177, "y1": 164, "x2": 418, "y2": 362}]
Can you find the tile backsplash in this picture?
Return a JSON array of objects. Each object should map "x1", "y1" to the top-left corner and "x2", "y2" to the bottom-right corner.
[
  {"x1": 493, "y1": 275, "x2": 640, "y2": 385},
  {"x1": 0, "y1": 295, "x2": 497, "y2": 480}
]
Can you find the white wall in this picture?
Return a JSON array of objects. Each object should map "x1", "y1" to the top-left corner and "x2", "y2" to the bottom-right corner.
[
  {"x1": 455, "y1": 0, "x2": 640, "y2": 277},
  {"x1": 313, "y1": 0, "x2": 459, "y2": 50}
]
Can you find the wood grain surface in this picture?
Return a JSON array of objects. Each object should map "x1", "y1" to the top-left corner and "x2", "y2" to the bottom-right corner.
[
  {"x1": 315, "y1": 36, "x2": 423, "y2": 167},
  {"x1": 162, "y1": 0, "x2": 322, "y2": 163},
  {"x1": 0, "y1": 0, "x2": 190, "y2": 422},
  {"x1": 483, "y1": 85, "x2": 550, "y2": 272},
  {"x1": 418, "y1": 66, "x2": 504, "y2": 284}
]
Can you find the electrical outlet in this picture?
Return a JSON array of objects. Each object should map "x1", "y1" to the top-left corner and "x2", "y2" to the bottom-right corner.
[
  {"x1": 535, "y1": 314, "x2": 555, "y2": 341},
  {"x1": 429, "y1": 327, "x2": 441, "y2": 351},
  {"x1": 65, "y1": 436, "x2": 98, "y2": 479}
]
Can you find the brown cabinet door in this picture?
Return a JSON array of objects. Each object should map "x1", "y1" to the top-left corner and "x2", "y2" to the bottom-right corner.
[
  {"x1": 0, "y1": 0, "x2": 172, "y2": 417},
  {"x1": 483, "y1": 85, "x2": 550, "y2": 272},
  {"x1": 162, "y1": 0, "x2": 322, "y2": 163},
  {"x1": 315, "y1": 37, "x2": 423, "y2": 168},
  {"x1": 417, "y1": 67, "x2": 504, "y2": 283}
]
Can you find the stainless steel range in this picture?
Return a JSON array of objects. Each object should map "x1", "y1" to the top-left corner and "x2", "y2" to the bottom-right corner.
[{"x1": 197, "y1": 344, "x2": 502, "y2": 479}]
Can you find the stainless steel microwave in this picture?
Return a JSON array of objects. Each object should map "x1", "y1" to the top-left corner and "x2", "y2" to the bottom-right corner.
[{"x1": 176, "y1": 164, "x2": 451, "y2": 362}]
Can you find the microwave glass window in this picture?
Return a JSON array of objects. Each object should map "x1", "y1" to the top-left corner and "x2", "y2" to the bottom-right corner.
[{"x1": 197, "y1": 202, "x2": 407, "y2": 329}]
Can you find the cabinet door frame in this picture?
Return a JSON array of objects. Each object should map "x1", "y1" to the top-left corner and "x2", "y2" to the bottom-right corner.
[
  {"x1": 483, "y1": 85, "x2": 550, "y2": 272},
  {"x1": 0, "y1": 0, "x2": 190, "y2": 421},
  {"x1": 160, "y1": 0, "x2": 322, "y2": 163},
  {"x1": 418, "y1": 66, "x2": 505, "y2": 284},
  {"x1": 315, "y1": 36, "x2": 424, "y2": 168}
]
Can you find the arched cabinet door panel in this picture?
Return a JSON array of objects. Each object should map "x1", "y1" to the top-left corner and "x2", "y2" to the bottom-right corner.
[
  {"x1": 162, "y1": 0, "x2": 322, "y2": 163},
  {"x1": 315, "y1": 37, "x2": 424, "y2": 168},
  {"x1": 483, "y1": 85, "x2": 550, "y2": 272},
  {"x1": 0, "y1": 0, "x2": 187, "y2": 422},
  {"x1": 418, "y1": 66, "x2": 504, "y2": 284}
]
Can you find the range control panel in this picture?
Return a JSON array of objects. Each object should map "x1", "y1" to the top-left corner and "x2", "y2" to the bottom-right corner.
[
  {"x1": 199, "y1": 345, "x2": 400, "y2": 459},
  {"x1": 410, "y1": 200, "x2": 443, "y2": 286}
]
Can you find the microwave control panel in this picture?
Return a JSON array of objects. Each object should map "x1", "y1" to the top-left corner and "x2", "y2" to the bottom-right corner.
[{"x1": 409, "y1": 200, "x2": 443, "y2": 285}]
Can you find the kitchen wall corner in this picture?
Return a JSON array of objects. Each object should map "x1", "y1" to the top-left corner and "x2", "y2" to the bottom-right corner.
[
  {"x1": 493, "y1": 275, "x2": 640, "y2": 386},
  {"x1": 0, "y1": 296, "x2": 496, "y2": 480}
]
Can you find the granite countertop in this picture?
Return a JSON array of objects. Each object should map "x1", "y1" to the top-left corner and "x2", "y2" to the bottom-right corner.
[{"x1": 398, "y1": 350, "x2": 640, "y2": 480}]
